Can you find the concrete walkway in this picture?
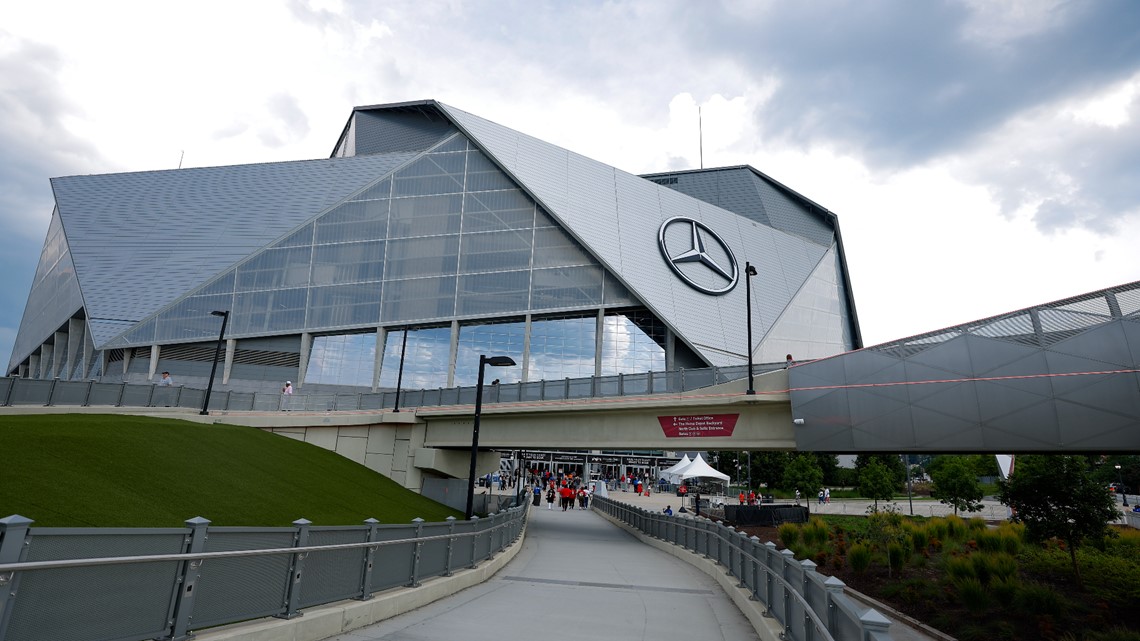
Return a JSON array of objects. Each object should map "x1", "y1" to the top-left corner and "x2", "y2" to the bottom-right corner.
[{"x1": 324, "y1": 503, "x2": 759, "y2": 641}]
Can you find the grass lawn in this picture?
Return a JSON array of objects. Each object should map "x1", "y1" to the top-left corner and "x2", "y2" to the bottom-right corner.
[{"x1": 0, "y1": 414, "x2": 462, "y2": 527}]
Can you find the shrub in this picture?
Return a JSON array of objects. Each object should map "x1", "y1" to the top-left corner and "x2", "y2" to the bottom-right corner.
[
  {"x1": 987, "y1": 552, "x2": 1019, "y2": 581},
  {"x1": 966, "y1": 517, "x2": 988, "y2": 533},
  {"x1": 976, "y1": 529, "x2": 1004, "y2": 553},
  {"x1": 1013, "y1": 581, "x2": 1066, "y2": 617},
  {"x1": 970, "y1": 553, "x2": 992, "y2": 585},
  {"x1": 778, "y1": 522, "x2": 800, "y2": 547},
  {"x1": 927, "y1": 519, "x2": 948, "y2": 541},
  {"x1": 990, "y1": 575, "x2": 1020, "y2": 607},
  {"x1": 802, "y1": 517, "x2": 830, "y2": 547},
  {"x1": 887, "y1": 542, "x2": 906, "y2": 575},
  {"x1": 943, "y1": 555, "x2": 975, "y2": 582},
  {"x1": 848, "y1": 543, "x2": 872, "y2": 573},
  {"x1": 944, "y1": 515, "x2": 967, "y2": 541},
  {"x1": 910, "y1": 526, "x2": 929, "y2": 553},
  {"x1": 954, "y1": 576, "x2": 990, "y2": 612}
]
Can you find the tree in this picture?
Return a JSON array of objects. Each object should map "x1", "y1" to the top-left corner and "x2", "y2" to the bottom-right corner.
[
  {"x1": 931, "y1": 457, "x2": 983, "y2": 515},
  {"x1": 782, "y1": 454, "x2": 824, "y2": 515},
  {"x1": 858, "y1": 458, "x2": 896, "y2": 511},
  {"x1": 751, "y1": 452, "x2": 791, "y2": 490},
  {"x1": 855, "y1": 454, "x2": 906, "y2": 487},
  {"x1": 998, "y1": 455, "x2": 1119, "y2": 587}
]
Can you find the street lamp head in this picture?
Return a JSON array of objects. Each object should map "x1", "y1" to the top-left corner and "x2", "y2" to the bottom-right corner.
[
  {"x1": 482, "y1": 355, "x2": 516, "y2": 367},
  {"x1": 211, "y1": 310, "x2": 229, "y2": 317},
  {"x1": 1116, "y1": 464, "x2": 1122, "y2": 470},
  {"x1": 745, "y1": 264, "x2": 757, "y2": 277}
]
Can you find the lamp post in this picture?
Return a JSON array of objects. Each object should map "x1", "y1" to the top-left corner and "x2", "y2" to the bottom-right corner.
[
  {"x1": 1116, "y1": 464, "x2": 1129, "y2": 507},
  {"x1": 745, "y1": 262, "x2": 758, "y2": 395},
  {"x1": 200, "y1": 310, "x2": 229, "y2": 416},
  {"x1": 465, "y1": 354, "x2": 516, "y2": 520}
]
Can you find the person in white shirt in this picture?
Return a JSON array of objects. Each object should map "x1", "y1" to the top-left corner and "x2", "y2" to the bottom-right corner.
[{"x1": 157, "y1": 372, "x2": 174, "y2": 386}]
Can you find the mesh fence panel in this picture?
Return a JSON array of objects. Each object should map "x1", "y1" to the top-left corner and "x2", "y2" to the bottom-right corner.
[
  {"x1": 416, "y1": 523, "x2": 454, "y2": 580},
  {"x1": 369, "y1": 525, "x2": 417, "y2": 592},
  {"x1": 48, "y1": 381, "x2": 89, "y2": 405},
  {"x1": 298, "y1": 528, "x2": 369, "y2": 607},
  {"x1": 191, "y1": 530, "x2": 294, "y2": 628}
]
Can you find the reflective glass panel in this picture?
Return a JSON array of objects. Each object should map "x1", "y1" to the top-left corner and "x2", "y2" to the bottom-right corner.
[
  {"x1": 198, "y1": 271, "x2": 236, "y2": 296},
  {"x1": 465, "y1": 150, "x2": 515, "y2": 192},
  {"x1": 392, "y1": 153, "x2": 466, "y2": 197},
  {"x1": 456, "y1": 271, "x2": 531, "y2": 316},
  {"x1": 531, "y1": 266, "x2": 603, "y2": 310},
  {"x1": 528, "y1": 315, "x2": 597, "y2": 381},
  {"x1": 315, "y1": 200, "x2": 390, "y2": 244},
  {"x1": 350, "y1": 177, "x2": 392, "y2": 203},
  {"x1": 381, "y1": 276, "x2": 456, "y2": 323},
  {"x1": 232, "y1": 288, "x2": 308, "y2": 334},
  {"x1": 431, "y1": 134, "x2": 468, "y2": 153},
  {"x1": 305, "y1": 333, "x2": 376, "y2": 387},
  {"x1": 311, "y1": 241, "x2": 385, "y2": 285},
  {"x1": 600, "y1": 310, "x2": 666, "y2": 375},
  {"x1": 236, "y1": 247, "x2": 312, "y2": 292},
  {"x1": 385, "y1": 236, "x2": 459, "y2": 280},
  {"x1": 454, "y1": 321, "x2": 526, "y2": 385},
  {"x1": 389, "y1": 194, "x2": 463, "y2": 238},
  {"x1": 462, "y1": 190, "x2": 535, "y2": 232},
  {"x1": 459, "y1": 230, "x2": 533, "y2": 274},
  {"x1": 154, "y1": 294, "x2": 235, "y2": 342},
  {"x1": 378, "y1": 326, "x2": 452, "y2": 390},
  {"x1": 532, "y1": 226, "x2": 593, "y2": 267},
  {"x1": 307, "y1": 283, "x2": 382, "y2": 329},
  {"x1": 274, "y1": 223, "x2": 314, "y2": 248}
]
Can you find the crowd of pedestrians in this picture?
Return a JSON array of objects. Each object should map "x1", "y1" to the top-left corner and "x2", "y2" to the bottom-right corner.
[{"x1": 527, "y1": 469, "x2": 592, "y2": 511}]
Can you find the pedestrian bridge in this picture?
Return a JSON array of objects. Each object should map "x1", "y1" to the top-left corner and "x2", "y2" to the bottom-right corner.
[{"x1": 4, "y1": 281, "x2": 1139, "y2": 487}]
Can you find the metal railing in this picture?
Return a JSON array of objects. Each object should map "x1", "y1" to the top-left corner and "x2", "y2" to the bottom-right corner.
[
  {"x1": 592, "y1": 497, "x2": 893, "y2": 641},
  {"x1": 0, "y1": 362, "x2": 784, "y2": 412},
  {"x1": 0, "y1": 506, "x2": 528, "y2": 641}
]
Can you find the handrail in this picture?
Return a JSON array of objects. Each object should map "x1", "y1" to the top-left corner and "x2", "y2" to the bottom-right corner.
[{"x1": 0, "y1": 524, "x2": 508, "y2": 574}]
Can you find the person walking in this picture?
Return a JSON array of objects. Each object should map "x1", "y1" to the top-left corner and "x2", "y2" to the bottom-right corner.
[
  {"x1": 545, "y1": 486, "x2": 555, "y2": 510},
  {"x1": 280, "y1": 381, "x2": 294, "y2": 410},
  {"x1": 532, "y1": 484, "x2": 542, "y2": 507}
]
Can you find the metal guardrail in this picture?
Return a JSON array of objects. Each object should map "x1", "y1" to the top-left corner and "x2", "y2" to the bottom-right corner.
[
  {"x1": 0, "y1": 506, "x2": 528, "y2": 641},
  {"x1": 0, "y1": 362, "x2": 783, "y2": 412},
  {"x1": 593, "y1": 497, "x2": 893, "y2": 641}
]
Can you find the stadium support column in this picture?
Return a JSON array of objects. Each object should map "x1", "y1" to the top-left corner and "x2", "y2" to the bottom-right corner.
[
  {"x1": 222, "y1": 339, "x2": 236, "y2": 384},
  {"x1": 149, "y1": 345, "x2": 160, "y2": 381},
  {"x1": 372, "y1": 327, "x2": 387, "y2": 393},
  {"x1": 297, "y1": 333, "x2": 311, "y2": 389},
  {"x1": 594, "y1": 309, "x2": 604, "y2": 377}
]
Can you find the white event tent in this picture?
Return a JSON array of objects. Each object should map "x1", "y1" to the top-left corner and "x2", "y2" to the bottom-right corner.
[
  {"x1": 680, "y1": 454, "x2": 730, "y2": 482},
  {"x1": 660, "y1": 454, "x2": 693, "y2": 483}
]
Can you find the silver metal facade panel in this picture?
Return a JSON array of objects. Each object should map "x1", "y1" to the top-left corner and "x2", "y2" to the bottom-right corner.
[
  {"x1": 353, "y1": 109, "x2": 457, "y2": 155},
  {"x1": 9, "y1": 211, "x2": 85, "y2": 370},
  {"x1": 443, "y1": 101, "x2": 847, "y2": 368},
  {"x1": 750, "y1": 173, "x2": 834, "y2": 247},
  {"x1": 651, "y1": 168, "x2": 774, "y2": 228},
  {"x1": 756, "y1": 245, "x2": 853, "y2": 363},
  {"x1": 51, "y1": 153, "x2": 416, "y2": 347},
  {"x1": 789, "y1": 284, "x2": 1140, "y2": 452}
]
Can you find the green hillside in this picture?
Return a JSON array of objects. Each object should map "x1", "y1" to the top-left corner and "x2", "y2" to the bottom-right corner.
[{"x1": 0, "y1": 414, "x2": 462, "y2": 527}]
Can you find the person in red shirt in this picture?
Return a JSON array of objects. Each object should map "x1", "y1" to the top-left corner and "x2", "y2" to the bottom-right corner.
[
  {"x1": 748, "y1": 490, "x2": 756, "y2": 505},
  {"x1": 739, "y1": 491, "x2": 746, "y2": 505}
]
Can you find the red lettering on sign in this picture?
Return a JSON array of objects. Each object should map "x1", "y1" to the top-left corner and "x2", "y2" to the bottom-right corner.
[{"x1": 657, "y1": 414, "x2": 739, "y2": 437}]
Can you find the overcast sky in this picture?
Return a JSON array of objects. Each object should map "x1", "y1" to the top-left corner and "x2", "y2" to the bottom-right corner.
[{"x1": 3, "y1": 0, "x2": 1139, "y2": 368}]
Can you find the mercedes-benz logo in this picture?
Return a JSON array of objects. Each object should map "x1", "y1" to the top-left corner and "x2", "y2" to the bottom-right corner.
[{"x1": 657, "y1": 217, "x2": 739, "y2": 295}]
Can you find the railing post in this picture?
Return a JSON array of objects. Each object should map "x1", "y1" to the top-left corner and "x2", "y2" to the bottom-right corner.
[
  {"x1": 358, "y1": 518, "x2": 380, "y2": 600},
  {"x1": 860, "y1": 608, "x2": 892, "y2": 641},
  {"x1": 443, "y1": 516, "x2": 457, "y2": 576},
  {"x1": 408, "y1": 518, "x2": 425, "y2": 587},
  {"x1": 736, "y1": 531, "x2": 749, "y2": 587},
  {"x1": 749, "y1": 536, "x2": 761, "y2": 599},
  {"x1": 147, "y1": 383, "x2": 156, "y2": 407},
  {"x1": 224, "y1": 389, "x2": 232, "y2": 411},
  {"x1": 823, "y1": 576, "x2": 845, "y2": 634},
  {"x1": 116, "y1": 382, "x2": 127, "y2": 407},
  {"x1": 83, "y1": 380, "x2": 94, "y2": 406},
  {"x1": 278, "y1": 518, "x2": 311, "y2": 620},
  {"x1": 469, "y1": 516, "x2": 479, "y2": 568},
  {"x1": 763, "y1": 542, "x2": 777, "y2": 613},
  {"x1": 617, "y1": 372, "x2": 624, "y2": 396},
  {"x1": 167, "y1": 516, "x2": 210, "y2": 641},
  {"x1": 0, "y1": 515, "x2": 34, "y2": 641},
  {"x1": 781, "y1": 549, "x2": 795, "y2": 625}
]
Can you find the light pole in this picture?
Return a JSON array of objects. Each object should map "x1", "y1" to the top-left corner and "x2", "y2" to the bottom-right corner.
[
  {"x1": 745, "y1": 262, "x2": 758, "y2": 395},
  {"x1": 200, "y1": 310, "x2": 229, "y2": 416},
  {"x1": 1116, "y1": 464, "x2": 1129, "y2": 507},
  {"x1": 466, "y1": 354, "x2": 516, "y2": 520}
]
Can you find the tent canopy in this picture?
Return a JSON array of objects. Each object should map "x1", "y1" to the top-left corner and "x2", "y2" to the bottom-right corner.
[
  {"x1": 680, "y1": 454, "x2": 730, "y2": 482},
  {"x1": 660, "y1": 454, "x2": 692, "y2": 482}
]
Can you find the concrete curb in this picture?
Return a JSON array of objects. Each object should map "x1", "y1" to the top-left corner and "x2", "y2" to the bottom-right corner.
[
  {"x1": 193, "y1": 524, "x2": 527, "y2": 641},
  {"x1": 594, "y1": 509, "x2": 785, "y2": 641}
]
